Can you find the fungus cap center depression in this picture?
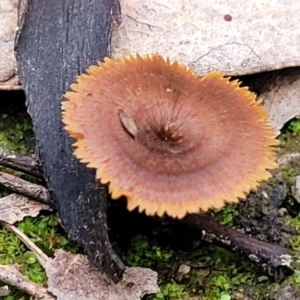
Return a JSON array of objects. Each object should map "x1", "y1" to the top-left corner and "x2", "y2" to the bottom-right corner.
[{"x1": 62, "y1": 54, "x2": 278, "y2": 219}]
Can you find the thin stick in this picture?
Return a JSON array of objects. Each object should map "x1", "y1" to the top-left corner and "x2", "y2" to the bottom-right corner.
[
  {"x1": 182, "y1": 214, "x2": 294, "y2": 281},
  {"x1": 0, "y1": 147, "x2": 42, "y2": 178},
  {"x1": 3, "y1": 223, "x2": 49, "y2": 267},
  {"x1": 0, "y1": 264, "x2": 54, "y2": 299},
  {"x1": 0, "y1": 171, "x2": 51, "y2": 204}
]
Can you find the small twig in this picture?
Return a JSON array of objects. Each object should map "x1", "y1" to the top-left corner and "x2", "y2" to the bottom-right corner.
[
  {"x1": 0, "y1": 264, "x2": 54, "y2": 299},
  {"x1": 0, "y1": 147, "x2": 42, "y2": 178},
  {"x1": 4, "y1": 223, "x2": 49, "y2": 267},
  {"x1": 182, "y1": 214, "x2": 294, "y2": 281},
  {"x1": 0, "y1": 171, "x2": 51, "y2": 204}
]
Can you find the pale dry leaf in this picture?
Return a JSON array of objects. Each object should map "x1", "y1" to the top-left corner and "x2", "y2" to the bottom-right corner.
[
  {"x1": 277, "y1": 152, "x2": 300, "y2": 166},
  {"x1": 112, "y1": 0, "x2": 300, "y2": 76},
  {"x1": 0, "y1": 286, "x2": 9, "y2": 297},
  {"x1": 17, "y1": 0, "x2": 28, "y2": 28},
  {"x1": 46, "y1": 249, "x2": 159, "y2": 300},
  {"x1": 258, "y1": 68, "x2": 300, "y2": 135},
  {"x1": 0, "y1": 0, "x2": 19, "y2": 89},
  {"x1": 0, "y1": 77, "x2": 20, "y2": 90},
  {"x1": 274, "y1": 284, "x2": 300, "y2": 300},
  {"x1": 0, "y1": 193, "x2": 50, "y2": 224},
  {"x1": 292, "y1": 175, "x2": 300, "y2": 203}
]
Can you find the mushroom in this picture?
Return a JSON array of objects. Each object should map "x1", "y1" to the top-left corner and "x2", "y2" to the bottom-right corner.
[{"x1": 62, "y1": 54, "x2": 278, "y2": 219}]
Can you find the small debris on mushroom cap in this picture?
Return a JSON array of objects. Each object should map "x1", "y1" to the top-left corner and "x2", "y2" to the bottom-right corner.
[{"x1": 62, "y1": 54, "x2": 279, "y2": 219}]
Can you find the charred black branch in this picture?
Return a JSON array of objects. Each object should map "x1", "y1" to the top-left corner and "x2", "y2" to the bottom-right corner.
[
  {"x1": 183, "y1": 214, "x2": 294, "y2": 281},
  {"x1": 15, "y1": 0, "x2": 125, "y2": 282}
]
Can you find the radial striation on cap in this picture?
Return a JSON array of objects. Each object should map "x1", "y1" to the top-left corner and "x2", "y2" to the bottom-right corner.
[{"x1": 62, "y1": 54, "x2": 279, "y2": 219}]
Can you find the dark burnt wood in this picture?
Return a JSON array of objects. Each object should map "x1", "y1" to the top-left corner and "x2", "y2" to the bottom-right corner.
[
  {"x1": 15, "y1": 0, "x2": 125, "y2": 282},
  {"x1": 183, "y1": 214, "x2": 294, "y2": 281}
]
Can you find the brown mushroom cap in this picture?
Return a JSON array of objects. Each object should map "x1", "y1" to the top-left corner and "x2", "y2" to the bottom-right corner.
[{"x1": 62, "y1": 54, "x2": 278, "y2": 219}]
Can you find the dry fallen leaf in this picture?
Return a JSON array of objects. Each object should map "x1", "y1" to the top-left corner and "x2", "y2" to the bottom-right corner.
[
  {"x1": 252, "y1": 68, "x2": 300, "y2": 135},
  {"x1": 0, "y1": 193, "x2": 50, "y2": 224},
  {"x1": 0, "y1": 0, "x2": 19, "y2": 90},
  {"x1": 277, "y1": 152, "x2": 300, "y2": 166},
  {"x1": 0, "y1": 286, "x2": 9, "y2": 297},
  {"x1": 292, "y1": 175, "x2": 300, "y2": 203},
  {"x1": 46, "y1": 249, "x2": 159, "y2": 300},
  {"x1": 262, "y1": 69, "x2": 300, "y2": 135},
  {"x1": 112, "y1": 0, "x2": 300, "y2": 76}
]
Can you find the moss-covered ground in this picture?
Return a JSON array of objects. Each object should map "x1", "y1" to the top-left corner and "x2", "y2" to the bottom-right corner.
[{"x1": 0, "y1": 91, "x2": 300, "y2": 300}]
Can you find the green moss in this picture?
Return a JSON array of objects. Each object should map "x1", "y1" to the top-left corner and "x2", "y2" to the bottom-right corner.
[
  {"x1": 286, "y1": 229, "x2": 300, "y2": 291},
  {"x1": 119, "y1": 235, "x2": 189, "y2": 300},
  {"x1": 156, "y1": 243, "x2": 279, "y2": 299},
  {"x1": 0, "y1": 215, "x2": 79, "y2": 276},
  {"x1": 148, "y1": 283, "x2": 189, "y2": 300},
  {"x1": 18, "y1": 215, "x2": 80, "y2": 257},
  {"x1": 0, "y1": 120, "x2": 32, "y2": 154},
  {"x1": 281, "y1": 164, "x2": 300, "y2": 186},
  {"x1": 285, "y1": 213, "x2": 300, "y2": 284},
  {"x1": 278, "y1": 118, "x2": 300, "y2": 152},
  {"x1": 186, "y1": 246, "x2": 258, "y2": 299},
  {"x1": 0, "y1": 97, "x2": 34, "y2": 154},
  {"x1": 214, "y1": 204, "x2": 239, "y2": 225},
  {"x1": 120, "y1": 235, "x2": 172, "y2": 268},
  {"x1": 0, "y1": 214, "x2": 79, "y2": 299},
  {"x1": 288, "y1": 119, "x2": 300, "y2": 134},
  {"x1": 117, "y1": 234, "x2": 281, "y2": 300}
]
